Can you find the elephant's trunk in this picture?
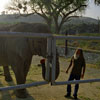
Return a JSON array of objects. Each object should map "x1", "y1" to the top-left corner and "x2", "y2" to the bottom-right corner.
[
  {"x1": 40, "y1": 51, "x2": 60, "y2": 82},
  {"x1": 40, "y1": 59, "x2": 46, "y2": 80}
]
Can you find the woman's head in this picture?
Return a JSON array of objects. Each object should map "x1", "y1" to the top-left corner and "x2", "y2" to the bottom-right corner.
[{"x1": 74, "y1": 48, "x2": 84, "y2": 59}]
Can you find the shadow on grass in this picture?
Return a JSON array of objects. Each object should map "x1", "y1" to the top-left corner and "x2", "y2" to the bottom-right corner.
[
  {"x1": 0, "y1": 80, "x2": 35, "y2": 100},
  {"x1": 0, "y1": 81, "x2": 12, "y2": 100},
  {"x1": 64, "y1": 96, "x2": 81, "y2": 100},
  {"x1": 15, "y1": 96, "x2": 35, "y2": 100}
]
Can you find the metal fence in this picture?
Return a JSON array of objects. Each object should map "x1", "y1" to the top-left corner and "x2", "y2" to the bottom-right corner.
[{"x1": 0, "y1": 31, "x2": 100, "y2": 91}]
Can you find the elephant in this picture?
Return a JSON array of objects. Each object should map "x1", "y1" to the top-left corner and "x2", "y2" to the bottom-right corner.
[{"x1": 0, "y1": 22, "x2": 60, "y2": 98}]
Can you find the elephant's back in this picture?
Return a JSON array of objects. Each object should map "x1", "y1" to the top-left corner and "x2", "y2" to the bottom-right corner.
[{"x1": 10, "y1": 22, "x2": 51, "y2": 33}]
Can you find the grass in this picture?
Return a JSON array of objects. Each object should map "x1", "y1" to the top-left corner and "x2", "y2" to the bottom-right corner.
[
  {"x1": 86, "y1": 64, "x2": 100, "y2": 69},
  {"x1": 79, "y1": 96, "x2": 94, "y2": 100},
  {"x1": 28, "y1": 65, "x2": 42, "y2": 75},
  {"x1": 56, "y1": 39, "x2": 65, "y2": 46},
  {"x1": 0, "y1": 64, "x2": 42, "y2": 85},
  {"x1": 26, "y1": 64, "x2": 42, "y2": 83},
  {"x1": 96, "y1": 86, "x2": 100, "y2": 90},
  {"x1": 77, "y1": 33, "x2": 100, "y2": 36},
  {"x1": 0, "y1": 22, "x2": 20, "y2": 25},
  {"x1": 95, "y1": 60, "x2": 100, "y2": 67}
]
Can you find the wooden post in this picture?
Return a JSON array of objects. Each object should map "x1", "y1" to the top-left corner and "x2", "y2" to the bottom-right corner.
[{"x1": 51, "y1": 38, "x2": 56, "y2": 84}]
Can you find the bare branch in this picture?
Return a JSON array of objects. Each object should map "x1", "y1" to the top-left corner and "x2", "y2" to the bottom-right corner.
[
  {"x1": 58, "y1": 1, "x2": 74, "y2": 14},
  {"x1": 64, "y1": 15, "x2": 80, "y2": 22},
  {"x1": 38, "y1": 3, "x2": 47, "y2": 18},
  {"x1": 64, "y1": 5, "x2": 87, "y2": 18},
  {"x1": 58, "y1": 5, "x2": 87, "y2": 33}
]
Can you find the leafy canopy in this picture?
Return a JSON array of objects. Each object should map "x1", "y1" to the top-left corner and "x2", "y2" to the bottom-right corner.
[{"x1": 7, "y1": 0, "x2": 88, "y2": 34}]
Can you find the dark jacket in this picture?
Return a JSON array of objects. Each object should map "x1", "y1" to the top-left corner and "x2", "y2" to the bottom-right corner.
[{"x1": 70, "y1": 56, "x2": 85, "y2": 76}]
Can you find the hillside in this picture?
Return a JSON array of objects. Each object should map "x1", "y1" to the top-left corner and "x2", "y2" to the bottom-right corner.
[
  {"x1": 0, "y1": 14, "x2": 45, "y2": 23},
  {"x1": 65, "y1": 17, "x2": 98, "y2": 25},
  {"x1": 0, "y1": 14, "x2": 99, "y2": 24}
]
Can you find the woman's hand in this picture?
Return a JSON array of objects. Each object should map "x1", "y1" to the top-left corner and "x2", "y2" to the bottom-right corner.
[
  {"x1": 66, "y1": 70, "x2": 68, "y2": 74},
  {"x1": 81, "y1": 74, "x2": 84, "y2": 79}
]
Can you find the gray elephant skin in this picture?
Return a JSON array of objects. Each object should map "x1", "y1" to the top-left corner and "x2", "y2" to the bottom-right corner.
[{"x1": 0, "y1": 23, "x2": 59, "y2": 98}]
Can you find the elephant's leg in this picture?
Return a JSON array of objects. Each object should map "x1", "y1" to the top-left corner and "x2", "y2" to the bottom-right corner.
[
  {"x1": 11, "y1": 64, "x2": 28, "y2": 98},
  {"x1": 3, "y1": 66, "x2": 12, "y2": 82},
  {"x1": 23, "y1": 58, "x2": 32, "y2": 80}
]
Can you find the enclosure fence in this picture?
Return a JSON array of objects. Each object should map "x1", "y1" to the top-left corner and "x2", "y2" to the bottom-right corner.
[{"x1": 0, "y1": 31, "x2": 100, "y2": 91}]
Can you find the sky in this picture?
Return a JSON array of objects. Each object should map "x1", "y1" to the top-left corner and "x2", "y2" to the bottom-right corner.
[
  {"x1": 0, "y1": 0, "x2": 100, "y2": 19},
  {"x1": 84, "y1": 0, "x2": 100, "y2": 19}
]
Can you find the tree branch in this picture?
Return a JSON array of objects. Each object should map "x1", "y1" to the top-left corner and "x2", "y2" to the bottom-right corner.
[
  {"x1": 64, "y1": 15, "x2": 80, "y2": 22},
  {"x1": 58, "y1": 5, "x2": 87, "y2": 33},
  {"x1": 57, "y1": 1, "x2": 74, "y2": 14},
  {"x1": 60, "y1": 4, "x2": 86, "y2": 26},
  {"x1": 64, "y1": 5, "x2": 87, "y2": 18}
]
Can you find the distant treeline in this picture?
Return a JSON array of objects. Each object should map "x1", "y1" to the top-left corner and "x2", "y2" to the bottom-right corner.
[{"x1": 62, "y1": 23, "x2": 100, "y2": 34}]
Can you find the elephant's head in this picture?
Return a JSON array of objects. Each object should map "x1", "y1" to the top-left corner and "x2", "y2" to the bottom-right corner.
[
  {"x1": 10, "y1": 22, "x2": 50, "y2": 57},
  {"x1": 28, "y1": 38, "x2": 47, "y2": 57}
]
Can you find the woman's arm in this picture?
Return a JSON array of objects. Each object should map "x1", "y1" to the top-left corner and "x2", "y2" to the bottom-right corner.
[
  {"x1": 81, "y1": 59, "x2": 86, "y2": 78},
  {"x1": 66, "y1": 57, "x2": 73, "y2": 73}
]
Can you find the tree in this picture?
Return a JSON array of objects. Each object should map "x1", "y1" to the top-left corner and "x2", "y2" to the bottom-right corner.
[
  {"x1": 98, "y1": 17, "x2": 100, "y2": 33},
  {"x1": 6, "y1": 0, "x2": 88, "y2": 34},
  {"x1": 94, "y1": 0, "x2": 100, "y2": 5}
]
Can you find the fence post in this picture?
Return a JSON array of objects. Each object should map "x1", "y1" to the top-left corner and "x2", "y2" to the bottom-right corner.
[
  {"x1": 51, "y1": 38, "x2": 56, "y2": 84},
  {"x1": 45, "y1": 37, "x2": 52, "y2": 81}
]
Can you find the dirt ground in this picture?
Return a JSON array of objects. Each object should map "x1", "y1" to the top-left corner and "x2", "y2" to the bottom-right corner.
[{"x1": 0, "y1": 56, "x2": 100, "y2": 100}]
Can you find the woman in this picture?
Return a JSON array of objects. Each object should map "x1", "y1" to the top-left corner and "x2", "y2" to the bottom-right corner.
[{"x1": 65, "y1": 48, "x2": 86, "y2": 99}]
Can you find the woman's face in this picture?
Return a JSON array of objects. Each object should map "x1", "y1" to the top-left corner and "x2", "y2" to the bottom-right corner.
[{"x1": 76, "y1": 50, "x2": 81, "y2": 55}]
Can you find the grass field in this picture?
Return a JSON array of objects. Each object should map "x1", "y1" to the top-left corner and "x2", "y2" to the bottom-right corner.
[{"x1": 0, "y1": 56, "x2": 100, "y2": 100}]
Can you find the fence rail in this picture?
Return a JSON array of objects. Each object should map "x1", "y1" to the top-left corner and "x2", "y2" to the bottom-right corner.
[
  {"x1": 53, "y1": 78, "x2": 100, "y2": 85},
  {"x1": 54, "y1": 35, "x2": 100, "y2": 40},
  {"x1": 0, "y1": 79, "x2": 100, "y2": 91},
  {"x1": 0, "y1": 81, "x2": 48, "y2": 91},
  {"x1": 0, "y1": 31, "x2": 100, "y2": 40}
]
